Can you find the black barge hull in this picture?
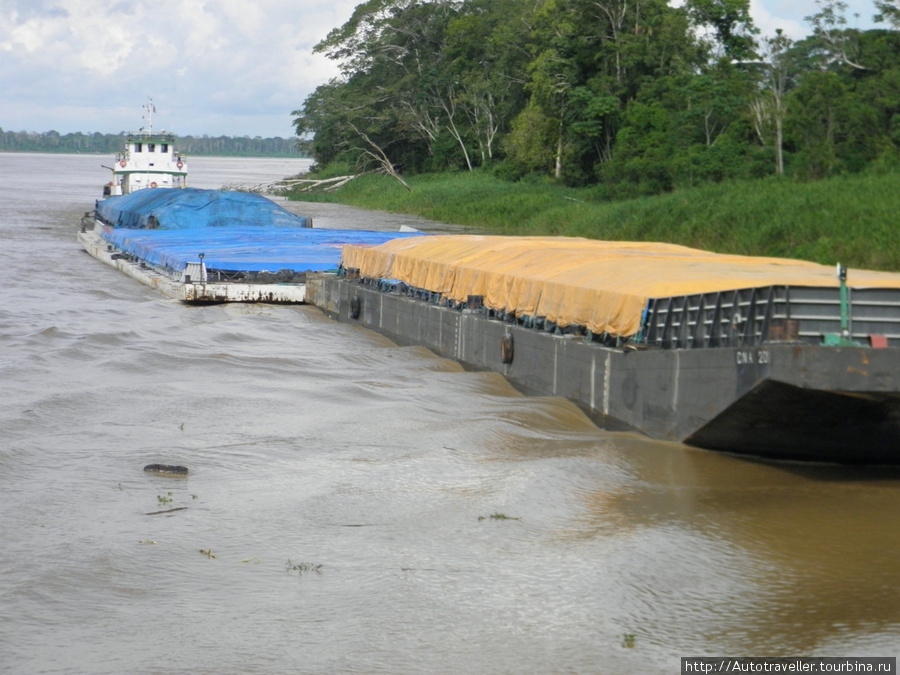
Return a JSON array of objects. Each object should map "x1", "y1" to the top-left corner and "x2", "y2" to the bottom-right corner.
[{"x1": 307, "y1": 275, "x2": 900, "y2": 464}]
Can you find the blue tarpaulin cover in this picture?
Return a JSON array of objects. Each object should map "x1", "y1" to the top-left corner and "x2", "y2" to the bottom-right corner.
[
  {"x1": 96, "y1": 187, "x2": 310, "y2": 229},
  {"x1": 101, "y1": 226, "x2": 419, "y2": 274},
  {"x1": 95, "y1": 188, "x2": 421, "y2": 274}
]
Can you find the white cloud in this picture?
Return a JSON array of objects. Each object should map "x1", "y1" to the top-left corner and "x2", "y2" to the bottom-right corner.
[
  {"x1": 0, "y1": 0, "x2": 357, "y2": 136},
  {"x1": 749, "y1": 0, "x2": 808, "y2": 38}
]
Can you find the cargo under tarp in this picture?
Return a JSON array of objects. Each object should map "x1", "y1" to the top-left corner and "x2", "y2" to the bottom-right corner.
[
  {"x1": 94, "y1": 187, "x2": 422, "y2": 275},
  {"x1": 96, "y1": 187, "x2": 309, "y2": 230},
  {"x1": 101, "y1": 226, "x2": 420, "y2": 275},
  {"x1": 341, "y1": 235, "x2": 900, "y2": 338}
]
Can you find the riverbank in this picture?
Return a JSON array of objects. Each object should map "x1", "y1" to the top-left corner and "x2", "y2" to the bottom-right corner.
[{"x1": 286, "y1": 169, "x2": 900, "y2": 272}]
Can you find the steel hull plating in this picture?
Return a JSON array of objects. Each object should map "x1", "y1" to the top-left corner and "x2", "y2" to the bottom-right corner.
[{"x1": 307, "y1": 275, "x2": 900, "y2": 464}]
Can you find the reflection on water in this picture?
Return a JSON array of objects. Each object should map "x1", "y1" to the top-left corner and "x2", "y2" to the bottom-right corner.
[
  {"x1": 0, "y1": 154, "x2": 898, "y2": 675},
  {"x1": 575, "y1": 442, "x2": 900, "y2": 655}
]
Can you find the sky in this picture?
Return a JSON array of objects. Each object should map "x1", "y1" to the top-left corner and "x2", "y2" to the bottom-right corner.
[{"x1": 0, "y1": 0, "x2": 884, "y2": 138}]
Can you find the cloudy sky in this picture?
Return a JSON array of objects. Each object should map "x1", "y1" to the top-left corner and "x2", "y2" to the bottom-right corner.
[{"x1": 0, "y1": 0, "x2": 883, "y2": 138}]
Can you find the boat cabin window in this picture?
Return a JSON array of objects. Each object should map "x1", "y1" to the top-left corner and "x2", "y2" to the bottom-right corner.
[
  {"x1": 148, "y1": 143, "x2": 156, "y2": 152},
  {"x1": 161, "y1": 144, "x2": 168, "y2": 153},
  {"x1": 134, "y1": 142, "x2": 143, "y2": 152}
]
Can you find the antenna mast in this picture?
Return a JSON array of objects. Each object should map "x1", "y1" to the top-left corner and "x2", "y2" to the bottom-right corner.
[{"x1": 143, "y1": 97, "x2": 156, "y2": 134}]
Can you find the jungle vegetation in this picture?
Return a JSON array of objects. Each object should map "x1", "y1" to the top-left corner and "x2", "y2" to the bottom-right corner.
[{"x1": 292, "y1": 0, "x2": 900, "y2": 196}]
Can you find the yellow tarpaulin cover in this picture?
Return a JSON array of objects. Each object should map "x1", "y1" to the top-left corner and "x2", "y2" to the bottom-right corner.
[{"x1": 342, "y1": 236, "x2": 900, "y2": 337}]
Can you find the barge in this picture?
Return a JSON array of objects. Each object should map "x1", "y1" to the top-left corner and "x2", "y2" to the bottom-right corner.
[
  {"x1": 78, "y1": 187, "x2": 421, "y2": 303},
  {"x1": 306, "y1": 235, "x2": 900, "y2": 464}
]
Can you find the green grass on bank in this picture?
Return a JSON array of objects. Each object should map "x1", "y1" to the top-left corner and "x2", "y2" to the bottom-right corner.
[{"x1": 287, "y1": 169, "x2": 900, "y2": 272}]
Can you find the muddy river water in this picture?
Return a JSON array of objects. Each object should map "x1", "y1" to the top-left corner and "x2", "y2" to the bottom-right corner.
[{"x1": 1, "y1": 153, "x2": 898, "y2": 674}]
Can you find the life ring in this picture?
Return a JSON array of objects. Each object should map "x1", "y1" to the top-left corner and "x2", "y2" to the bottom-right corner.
[
  {"x1": 150, "y1": 182, "x2": 158, "y2": 188},
  {"x1": 119, "y1": 160, "x2": 126, "y2": 167},
  {"x1": 177, "y1": 161, "x2": 183, "y2": 169}
]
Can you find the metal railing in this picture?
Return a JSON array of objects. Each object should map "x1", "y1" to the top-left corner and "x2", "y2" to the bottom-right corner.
[{"x1": 641, "y1": 285, "x2": 900, "y2": 349}]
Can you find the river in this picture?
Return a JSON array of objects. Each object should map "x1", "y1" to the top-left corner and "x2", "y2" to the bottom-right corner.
[{"x1": 1, "y1": 153, "x2": 898, "y2": 675}]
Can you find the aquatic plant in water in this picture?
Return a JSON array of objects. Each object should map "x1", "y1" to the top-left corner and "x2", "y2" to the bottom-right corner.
[
  {"x1": 478, "y1": 513, "x2": 520, "y2": 521},
  {"x1": 285, "y1": 559, "x2": 323, "y2": 574}
]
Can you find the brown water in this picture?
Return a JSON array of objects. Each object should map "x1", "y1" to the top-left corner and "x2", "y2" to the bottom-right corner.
[{"x1": 1, "y1": 153, "x2": 898, "y2": 675}]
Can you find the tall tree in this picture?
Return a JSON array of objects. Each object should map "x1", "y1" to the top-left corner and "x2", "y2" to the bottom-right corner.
[
  {"x1": 786, "y1": 27, "x2": 900, "y2": 177},
  {"x1": 296, "y1": 0, "x2": 461, "y2": 173},
  {"x1": 875, "y1": 0, "x2": 900, "y2": 28},
  {"x1": 804, "y1": 0, "x2": 865, "y2": 70},
  {"x1": 753, "y1": 29, "x2": 794, "y2": 175},
  {"x1": 298, "y1": 0, "x2": 534, "y2": 174},
  {"x1": 509, "y1": 0, "x2": 708, "y2": 185},
  {"x1": 687, "y1": 0, "x2": 758, "y2": 61}
]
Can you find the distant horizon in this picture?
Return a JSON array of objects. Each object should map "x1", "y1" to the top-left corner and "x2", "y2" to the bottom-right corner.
[
  {"x1": 0, "y1": 129, "x2": 308, "y2": 157},
  {"x1": 1, "y1": 127, "x2": 302, "y2": 140}
]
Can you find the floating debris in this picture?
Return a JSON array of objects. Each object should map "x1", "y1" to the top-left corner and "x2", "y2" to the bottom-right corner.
[
  {"x1": 200, "y1": 549, "x2": 217, "y2": 559},
  {"x1": 144, "y1": 464, "x2": 188, "y2": 476},
  {"x1": 477, "y1": 513, "x2": 520, "y2": 521},
  {"x1": 285, "y1": 559, "x2": 323, "y2": 574},
  {"x1": 145, "y1": 507, "x2": 188, "y2": 516}
]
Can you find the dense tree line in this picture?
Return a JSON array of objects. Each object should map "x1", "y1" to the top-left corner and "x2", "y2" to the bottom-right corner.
[
  {"x1": 293, "y1": 0, "x2": 900, "y2": 196},
  {"x1": 0, "y1": 129, "x2": 308, "y2": 157}
]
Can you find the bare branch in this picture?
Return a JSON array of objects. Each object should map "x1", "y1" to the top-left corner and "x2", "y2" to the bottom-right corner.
[{"x1": 348, "y1": 122, "x2": 412, "y2": 191}]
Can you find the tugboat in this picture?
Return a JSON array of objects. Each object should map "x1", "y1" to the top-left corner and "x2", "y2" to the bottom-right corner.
[{"x1": 102, "y1": 99, "x2": 187, "y2": 197}]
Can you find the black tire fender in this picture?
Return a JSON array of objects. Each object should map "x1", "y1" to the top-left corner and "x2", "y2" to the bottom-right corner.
[{"x1": 500, "y1": 333, "x2": 514, "y2": 364}]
